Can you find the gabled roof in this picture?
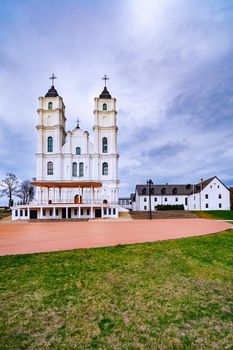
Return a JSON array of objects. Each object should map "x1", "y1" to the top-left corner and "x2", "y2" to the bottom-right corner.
[
  {"x1": 135, "y1": 176, "x2": 229, "y2": 196},
  {"x1": 136, "y1": 184, "x2": 193, "y2": 196}
]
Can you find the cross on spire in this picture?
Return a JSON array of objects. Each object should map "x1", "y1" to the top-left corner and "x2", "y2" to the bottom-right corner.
[
  {"x1": 102, "y1": 74, "x2": 109, "y2": 87},
  {"x1": 49, "y1": 73, "x2": 57, "y2": 87},
  {"x1": 76, "y1": 118, "x2": 80, "y2": 129}
]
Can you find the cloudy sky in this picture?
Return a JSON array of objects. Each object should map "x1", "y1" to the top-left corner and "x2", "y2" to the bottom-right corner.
[{"x1": 0, "y1": 0, "x2": 233, "y2": 200}]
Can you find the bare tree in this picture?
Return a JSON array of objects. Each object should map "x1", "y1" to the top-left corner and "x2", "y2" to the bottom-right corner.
[
  {"x1": 17, "y1": 180, "x2": 35, "y2": 204},
  {"x1": 0, "y1": 173, "x2": 19, "y2": 207}
]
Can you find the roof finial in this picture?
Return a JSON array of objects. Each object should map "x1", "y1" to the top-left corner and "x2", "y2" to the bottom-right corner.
[
  {"x1": 102, "y1": 74, "x2": 109, "y2": 87},
  {"x1": 49, "y1": 73, "x2": 57, "y2": 87},
  {"x1": 76, "y1": 118, "x2": 80, "y2": 129}
]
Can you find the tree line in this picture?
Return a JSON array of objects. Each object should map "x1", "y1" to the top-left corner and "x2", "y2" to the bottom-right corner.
[{"x1": 0, "y1": 173, "x2": 35, "y2": 207}]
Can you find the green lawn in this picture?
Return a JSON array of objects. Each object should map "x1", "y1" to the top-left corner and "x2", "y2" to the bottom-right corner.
[
  {"x1": 194, "y1": 210, "x2": 233, "y2": 220},
  {"x1": 1, "y1": 231, "x2": 233, "y2": 350},
  {"x1": 0, "y1": 210, "x2": 11, "y2": 220}
]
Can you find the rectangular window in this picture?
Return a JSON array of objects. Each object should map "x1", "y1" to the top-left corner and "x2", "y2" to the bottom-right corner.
[
  {"x1": 144, "y1": 197, "x2": 147, "y2": 202},
  {"x1": 49, "y1": 209, "x2": 53, "y2": 216},
  {"x1": 206, "y1": 203, "x2": 209, "y2": 208},
  {"x1": 164, "y1": 198, "x2": 167, "y2": 202},
  {"x1": 194, "y1": 196, "x2": 196, "y2": 200},
  {"x1": 104, "y1": 208, "x2": 107, "y2": 215},
  {"x1": 113, "y1": 208, "x2": 116, "y2": 215},
  {"x1": 56, "y1": 209, "x2": 59, "y2": 216},
  {"x1": 15, "y1": 210, "x2": 18, "y2": 217},
  {"x1": 74, "y1": 209, "x2": 77, "y2": 216},
  {"x1": 25, "y1": 209, "x2": 28, "y2": 217},
  {"x1": 109, "y1": 208, "x2": 111, "y2": 215},
  {"x1": 154, "y1": 197, "x2": 157, "y2": 202},
  {"x1": 20, "y1": 209, "x2": 23, "y2": 216},
  {"x1": 87, "y1": 209, "x2": 90, "y2": 215},
  {"x1": 175, "y1": 197, "x2": 178, "y2": 202},
  {"x1": 219, "y1": 203, "x2": 222, "y2": 208},
  {"x1": 219, "y1": 194, "x2": 222, "y2": 199},
  {"x1": 205, "y1": 194, "x2": 208, "y2": 199},
  {"x1": 43, "y1": 209, "x2": 46, "y2": 216},
  {"x1": 144, "y1": 206, "x2": 147, "y2": 210},
  {"x1": 185, "y1": 197, "x2": 188, "y2": 206},
  {"x1": 81, "y1": 209, "x2": 83, "y2": 215},
  {"x1": 154, "y1": 206, "x2": 157, "y2": 210}
]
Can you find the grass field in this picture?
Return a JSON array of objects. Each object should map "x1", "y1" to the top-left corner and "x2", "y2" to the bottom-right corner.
[
  {"x1": 194, "y1": 210, "x2": 233, "y2": 220},
  {"x1": 0, "y1": 210, "x2": 11, "y2": 220},
  {"x1": 1, "y1": 230, "x2": 233, "y2": 350}
]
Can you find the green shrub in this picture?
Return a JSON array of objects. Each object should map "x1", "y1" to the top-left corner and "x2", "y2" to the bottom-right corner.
[{"x1": 156, "y1": 204, "x2": 184, "y2": 211}]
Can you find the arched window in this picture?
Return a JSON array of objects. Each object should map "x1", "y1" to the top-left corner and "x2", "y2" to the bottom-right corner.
[
  {"x1": 161, "y1": 188, "x2": 166, "y2": 195},
  {"x1": 76, "y1": 147, "x2": 81, "y2": 155},
  {"x1": 79, "y1": 162, "x2": 84, "y2": 177},
  {"x1": 102, "y1": 137, "x2": 108, "y2": 153},
  {"x1": 102, "y1": 162, "x2": 108, "y2": 175},
  {"x1": 142, "y1": 188, "x2": 147, "y2": 195},
  {"x1": 172, "y1": 187, "x2": 177, "y2": 195},
  {"x1": 150, "y1": 188, "x2": 155, "y2": 195},
  {"x1": 47, "y1": 161, "x2": 53, "y2": 175},
  {"x1": 47, "y1": 136, "x2": 53, "y2": 152},
  {"x1": 48, "y1": 102, "x2": 53, "y2": 110},
  {"x1": 103, "y1": 103, "x2": 107, "y2": 111},
  {"x1": 72, "y1": 162, "x2": 77, "y2": 177}
]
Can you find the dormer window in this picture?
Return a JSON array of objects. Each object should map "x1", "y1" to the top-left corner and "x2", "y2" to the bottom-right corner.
[
  {"x1": 172, "y1": 188, "x2": 177, "y2": 195},
  {"x1": 161, "y1": 188, "x2": 166, "y2": 195},
  {"x1": 103, "y1": 103, "x2": 107, "y2": 111},
  {"x1": 48, "y1": 102, "x2": 53, "y2": 110},
  {"x1": 76, "y1": 147, "x2": 81, "y2": 155},
  {"x1": 142, "y1": 188, "x2": 147, "y2": 195}
]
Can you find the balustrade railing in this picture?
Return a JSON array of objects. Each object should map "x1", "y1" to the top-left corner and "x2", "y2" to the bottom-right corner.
[{"x1": 30, "y1": 199, "x2": 116, "y2": 205}]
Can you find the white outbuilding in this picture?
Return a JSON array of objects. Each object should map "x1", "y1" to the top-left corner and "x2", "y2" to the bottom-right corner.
[{"x1": 131, "y1": 177, "x2": 230, "y2": 212}]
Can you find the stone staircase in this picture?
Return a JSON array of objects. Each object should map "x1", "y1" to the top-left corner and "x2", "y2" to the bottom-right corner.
[{"x1": 130, "y1": 210, "x2": 198, "y2": 220}]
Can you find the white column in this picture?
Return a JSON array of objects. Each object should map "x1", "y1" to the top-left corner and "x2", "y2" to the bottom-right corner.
[
  {"x1": 90, "y1": 207, "x2": 94, "y2": 218},
  {"x1": 47, "y1": 187, "x2": 49, "y2": 204},
  {"x1": 53, "y1": 187, "x2": 55, "y2": 203},
  {"x1": 78, "y1": 206, "x2": 81, "y2": 218},
  {"x1": 53, "y1": 207, "x2": 56, "y2": 218},
  {"x1": 59, "y1": 188, "x2": 61, "y2": 203},
  {"x1": 40, "y1": 207, "x2": 43, "y2": 219}
]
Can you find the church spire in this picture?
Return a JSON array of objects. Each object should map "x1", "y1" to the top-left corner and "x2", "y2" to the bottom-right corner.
[
  {"x1": 99, "y1": 74, "x2": 111, "y2": 99},
  {"x1": 45, "y1": 73, "x2": 59, "y2": 97}
]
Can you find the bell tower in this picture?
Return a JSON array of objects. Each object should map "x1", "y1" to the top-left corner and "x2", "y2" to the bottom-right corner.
[
  {"x1": 92, "y1": 76, "x2": 119, "y2": 204},
  {"x1": 36, "y1": 74, "x2": 66, "y2": 180}
]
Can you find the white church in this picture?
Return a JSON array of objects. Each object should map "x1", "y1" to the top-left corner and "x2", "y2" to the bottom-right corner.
[{"x1": 12, "y1": 75, "x2": 119, "y2": 220}]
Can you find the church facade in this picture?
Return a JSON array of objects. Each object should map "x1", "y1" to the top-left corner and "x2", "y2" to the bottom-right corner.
[{"x1": 12, "y1": 77, "x2": 120, "y2": 220}]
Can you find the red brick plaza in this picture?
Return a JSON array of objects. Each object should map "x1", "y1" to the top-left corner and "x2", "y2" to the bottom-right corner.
[{"x1": 0, "y1": 219, "x2": 231, "y2": 256}]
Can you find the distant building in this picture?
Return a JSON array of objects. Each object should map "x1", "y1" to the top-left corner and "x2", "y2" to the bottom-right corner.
[
  {"x1": 229, "y1": 187, "x2": 233, "y2": 210},
  {"x1": 131, "y1": 176, "x2": 230, "y2": 211},
  {"x1": 118, "y1": 197, "x2": 132, "y2": 210}
]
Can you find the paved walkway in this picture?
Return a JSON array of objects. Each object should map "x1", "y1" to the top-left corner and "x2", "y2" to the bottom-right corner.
[{"x1": 0, "y1": 219, "x2": 231, "y2": 256}]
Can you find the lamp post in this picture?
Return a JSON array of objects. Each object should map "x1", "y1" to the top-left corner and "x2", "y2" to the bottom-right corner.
[{"x1": 147, "y1": 179, "x2": 153, "y2": 220}]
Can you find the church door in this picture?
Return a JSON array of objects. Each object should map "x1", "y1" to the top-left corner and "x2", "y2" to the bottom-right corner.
[
  {"x1": 74, "y1": 195, "x2": 82, "y2": 204},
  {"x1": 95, "y1": 209, "x2": 102, "y2": 218}
]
